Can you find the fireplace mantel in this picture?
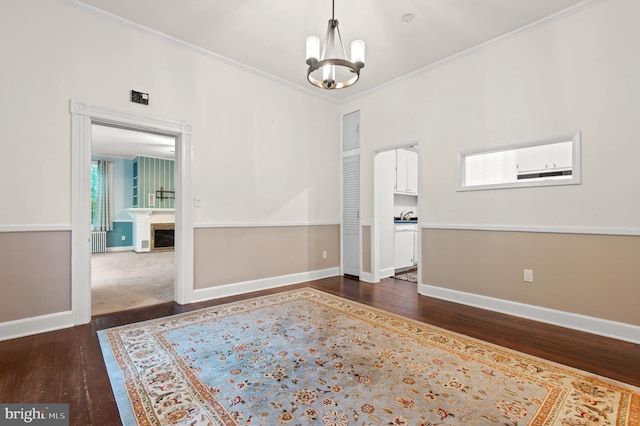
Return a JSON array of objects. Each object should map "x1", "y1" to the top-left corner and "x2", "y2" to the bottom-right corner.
[
  {"x1": 126, "y1": 208, "x2": 175, "y2": 214},
  {"x1": 126, "y1": 208, "x2": 175, "y2": 252}
]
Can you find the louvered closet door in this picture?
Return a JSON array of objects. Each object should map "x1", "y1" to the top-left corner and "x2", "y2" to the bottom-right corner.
[{"x1": 343, "y1": 155, "x2": 360, "y2": 276}]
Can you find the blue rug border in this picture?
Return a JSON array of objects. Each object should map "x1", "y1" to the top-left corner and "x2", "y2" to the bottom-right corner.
[{"x1": 98, "y1": 329, "x2": 137, "y2": 426}]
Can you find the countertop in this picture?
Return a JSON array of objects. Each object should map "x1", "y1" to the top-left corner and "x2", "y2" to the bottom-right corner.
[{"x1": 394, "y1": 218, "x2": 418, "y2": 224}]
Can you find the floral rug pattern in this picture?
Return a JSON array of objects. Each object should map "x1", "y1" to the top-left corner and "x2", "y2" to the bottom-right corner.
[
  {"x1": 98, "y1": 288, "x2": 640, "y2": 425},
  {"x1": 394, "y1": 268, "x2": 418, "y2": 283}
]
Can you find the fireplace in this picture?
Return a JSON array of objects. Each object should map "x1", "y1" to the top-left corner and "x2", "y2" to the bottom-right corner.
[{"x1": 150, "y1": 223, "x2": 175, "y2": 251}]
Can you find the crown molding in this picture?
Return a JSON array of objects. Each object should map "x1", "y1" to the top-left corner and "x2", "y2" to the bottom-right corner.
[
  {"x1": 341, "y1": 0, "x2": 606, "y2": 103},
  {"x1": 54, "y1": 0, "x2": 339, "y2": 104},
  {"x1": 56, "y1": 0, "x2": 604, "y2": 106}
]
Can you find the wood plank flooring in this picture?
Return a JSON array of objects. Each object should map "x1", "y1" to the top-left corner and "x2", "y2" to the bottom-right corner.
[{"x1": 1, "y1": 276, "x2": 638, "y2": 425}]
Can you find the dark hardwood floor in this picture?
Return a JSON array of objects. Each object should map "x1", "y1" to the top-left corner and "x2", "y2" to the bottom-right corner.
[{"x1": 1, "y1": 276, "x2": 638, "y2": 425}]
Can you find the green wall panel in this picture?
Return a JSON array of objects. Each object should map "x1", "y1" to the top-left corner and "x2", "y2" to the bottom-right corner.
[{"x1": 135, "y1": 156, "x2": 175, "y2": 209}]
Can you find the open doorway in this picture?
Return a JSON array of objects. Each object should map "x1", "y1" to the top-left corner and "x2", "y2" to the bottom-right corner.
[
  {"x1": 71, "y1": 99, "x2": 193, "y2": 326},
  {"x1": 373, "y1": 144, "x2": 420, "y2": 285},
  {"x1": 90, "y1": 124, "x2": 176, "y2": 315}
]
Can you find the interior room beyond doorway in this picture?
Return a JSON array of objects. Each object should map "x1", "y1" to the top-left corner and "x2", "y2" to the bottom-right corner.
[
  {"x1": 90, "y1": 124, "x2": 176, "y2": 315},
  {"x1": 374, "y1": 145, "x2": 419, "y2": 284}
]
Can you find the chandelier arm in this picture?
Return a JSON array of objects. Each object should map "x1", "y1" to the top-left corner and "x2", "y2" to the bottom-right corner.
[
  {"x1": 321, "y1": 21, "x2": 332, "y2": 60},
  {"x1": 335, "y1": 24, "x2": 348, "y2": 61}
]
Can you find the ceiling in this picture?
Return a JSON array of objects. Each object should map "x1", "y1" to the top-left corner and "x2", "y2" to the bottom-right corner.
[
  {"x1": 87, "y1": 1, "x2": 592, "y2": 159},
  {"x1": 78, "y1": 0, "x2": 592, "y2": 101},
  {"x1": 92, "y1": 124, "x2": 175, "y2": 159}
]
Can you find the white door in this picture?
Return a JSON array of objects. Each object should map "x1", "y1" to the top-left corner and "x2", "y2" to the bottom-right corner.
[
  {"x1": 343, "y1": 155, "x2": 360, "y2": 276},
  {"x1": 343, "y1": 111, "x2": 360, "y2": 151}
]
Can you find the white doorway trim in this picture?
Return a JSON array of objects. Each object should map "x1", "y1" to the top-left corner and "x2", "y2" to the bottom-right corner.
[
  {"x1": 371, "y1": 141, "x2": 421, "y2": 285},
  {"x1": 70, "y1": 99, "x2": 193, "y2": 325}
]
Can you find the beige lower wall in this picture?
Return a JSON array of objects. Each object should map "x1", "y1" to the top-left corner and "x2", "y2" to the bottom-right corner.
[
  {"x1": 194, "y1": 225, "x2": 340, "y2": 289},
  {"x1": 362, "y1": 226, "x2": 371, "y2": 274},
  {"x1": 422, "y1": 228, "x2": 640, "y2": 327},
  {"x1": 0, "y1": 231, "x2": 71, "y2": 322}
]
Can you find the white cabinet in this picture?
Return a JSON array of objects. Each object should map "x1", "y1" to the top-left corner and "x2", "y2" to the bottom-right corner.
[
  {"x1": 343, "y1": 111, "x2": 360, "y2": 151},
  {"x1": 394, "y1": 223, "x2": 417, "y2": 269},
  {"x1": 516, "y1": 142, "x2": 572, "y2": 173},
  {"x1": 549, "y1": 142, "x2": 572, "y2": 169},
  {"x1": 395, "y1": 149, "x2": 418, "y2": 194}
]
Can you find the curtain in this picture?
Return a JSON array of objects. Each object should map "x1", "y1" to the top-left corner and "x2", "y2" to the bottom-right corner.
[{"x1": 93, "y1": 160, "x2": 114, "y2": 232}]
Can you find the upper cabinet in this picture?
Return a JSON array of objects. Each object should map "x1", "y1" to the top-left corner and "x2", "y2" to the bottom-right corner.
[
  {"x1": 343, "y1": 111, "x2": 360, "y2": 152},
  {"x1": 395, "y1": 149, "x2": 418, "y2": 195},
  {"x1": 516, "y1": 141, "x2": 572, "y2": 173}
]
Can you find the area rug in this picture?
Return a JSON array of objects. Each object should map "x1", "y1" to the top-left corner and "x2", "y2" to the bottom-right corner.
[
  {"x1": 98, "y1": 288, "x2": 640, "y2": 425},
  {"x1": 394, "y1": 268, "x2": 418, "y2": 283}
]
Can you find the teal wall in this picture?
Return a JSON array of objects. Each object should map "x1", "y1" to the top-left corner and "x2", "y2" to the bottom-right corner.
[
  {"x1": 107, "y1": 221, "x2": 133, "y2": 248},
  {"x1": 92, "y1": 156, "x2": 135, "y2": 249},
  {"x1": 92, "y1": 155, "x2": 173, "y2": 248}
]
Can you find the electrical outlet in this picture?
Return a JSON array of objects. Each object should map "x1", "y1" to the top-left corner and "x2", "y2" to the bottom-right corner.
[
  {"x1": 194, "y1": 197, "x2": 201, "y2": 207},
  {"x1": 523, "y1": 269, "x2": 534, "y2": 283},
  {"x1": 322, "y1": 250, "x2": 327, "y2": 259},
  {"x1": 121, "y1": 235, "x2": 126, "y2": 241}
]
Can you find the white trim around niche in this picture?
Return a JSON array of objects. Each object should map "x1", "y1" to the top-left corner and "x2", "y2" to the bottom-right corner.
[{"x1": 70, "y1": 99, "x2": 193, "y2": 325}]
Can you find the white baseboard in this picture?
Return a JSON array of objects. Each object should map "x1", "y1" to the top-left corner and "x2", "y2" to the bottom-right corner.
[
  {"x1": 380, "y1": 267, "x2": 395, "y2": 279},
  {"x1": 358, "y1": 272, "x2": 375, "y2": 283},
  {"x1": 191, "y1": 267, "x2": 340, "y2": 303},
  {"x1": 106, "y1": 246, "x2": 134, "y2": 252},
  {"x1": 0, "y1": 311, "x2": 75, "y2": 342},
  {"x1": 419, "y1": 283, "x2": 640, "y2": 345}
]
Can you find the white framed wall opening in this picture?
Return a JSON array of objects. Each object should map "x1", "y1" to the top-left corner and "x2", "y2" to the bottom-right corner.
[
  {"x1": 458, "y1": 131, "x2": 581, "y2": 191},
  {"x1": 70, "y1": 100, "x2": 193, "y2": 325}
]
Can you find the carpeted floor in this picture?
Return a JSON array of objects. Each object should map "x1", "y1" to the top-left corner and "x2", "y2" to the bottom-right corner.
[
  {"x1": 91, "y1": 250, "x2": 174, "y2": 316},
  {"x1": 99, "y1": 288, "x2": 640, "y2": 426}
]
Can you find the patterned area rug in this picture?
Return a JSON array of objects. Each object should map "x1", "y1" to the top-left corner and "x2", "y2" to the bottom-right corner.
[
  {"x1": 98, "y1": 288, "x2": 640, "y2": 425},
  {"x1": 394, "y1": 268, "x2": 418, "y2": 283}
]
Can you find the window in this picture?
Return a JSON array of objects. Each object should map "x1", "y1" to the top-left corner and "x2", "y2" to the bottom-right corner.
[{"x1": 458, "y1": 132, "x2": 581, "y2": 191}]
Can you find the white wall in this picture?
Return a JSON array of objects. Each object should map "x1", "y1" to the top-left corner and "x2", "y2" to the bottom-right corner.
[
  {"x1": 0, "y1": 0, "x2": 340, "y2": 228},
  {"x1": 342, "y1": 0, "x2": 640, "y2": 231}
]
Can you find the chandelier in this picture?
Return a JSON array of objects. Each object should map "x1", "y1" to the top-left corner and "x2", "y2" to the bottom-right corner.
[{"x1": 305, "y1": 0, "x2": 365, "y2": 90}]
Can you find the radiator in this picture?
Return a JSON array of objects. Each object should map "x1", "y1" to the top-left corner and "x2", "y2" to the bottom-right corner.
[{"x1": 91, "y1": 231, "x2": 107, "y2": 253}]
